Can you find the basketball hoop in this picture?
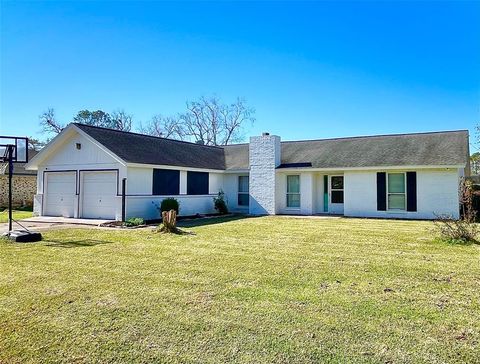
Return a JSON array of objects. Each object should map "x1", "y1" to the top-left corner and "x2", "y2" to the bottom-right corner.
[
  {"x1": 1, "y1": 136, "x2": 42, "y2": 242},
  {"x1": 0, "y1": 136, "x2": 28, "y2": 163}
]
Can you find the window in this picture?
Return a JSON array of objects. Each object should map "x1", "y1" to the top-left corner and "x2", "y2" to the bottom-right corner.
[
  {"x1": 238, "y1": 176, "x2": 249, "y2": 206},
  {"x1": 286, "y1": 175, "x2": 300, "y2": 208},
  {"x1": 387, "y1": 173, "x2": 406, "y2": 210},
  {"x1": 187, "y1": 171, "x2": 209, "y2": 195},
  {"x1": 330, "y1": 176, "x2": 344, "y2": 204},
  {"x1": 153, "y1": 169, "x2": 180, "y2": 195}
]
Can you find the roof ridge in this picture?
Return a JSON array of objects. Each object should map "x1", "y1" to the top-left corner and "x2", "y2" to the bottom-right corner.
[
  {"x1": 280, "y1": 129, "x2": 469, "y2": 144},
  {"x1": 73, "y1": 123, "x2": 225, "y2": 150},
  {"x1": 222, "y1": 130, "x2": 468, "y2": 147}
]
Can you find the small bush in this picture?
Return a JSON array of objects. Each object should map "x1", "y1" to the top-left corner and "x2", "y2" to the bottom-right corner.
[
  {"x1": 434, "y1": 179, "x2": 478, "y2": 243},
  {"x1": 213, "y1": 190, "x2": 228, "y2": 215},
  {"x1": 160, "y1": 198, "x2": 179, "y2": 214},
  {"x1": 124, "y1": 217, "x2": 145, "y2": 227},
  {"x1": 433, "y1": 215, "x2": 478, "y2": 243}
]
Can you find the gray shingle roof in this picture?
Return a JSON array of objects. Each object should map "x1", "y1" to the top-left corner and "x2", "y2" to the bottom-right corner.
[
  {"x1": 223, "y1": 143, "x2": 249, "y2": 170},
  {"x1": 75, "y1": 123, "x2": 226, "y2": 170},
  {"x1": 75, "y1": 124, "x2": 469, "y2": 171},
  {"x1": 223, "y1": 130, "x2": 469, "y2": 170}
]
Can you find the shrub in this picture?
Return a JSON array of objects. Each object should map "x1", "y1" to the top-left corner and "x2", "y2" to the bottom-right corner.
[
  {"x1": 434, "y1": 179, "x2": 478, "y2": 243},
  {"x1": 124, "y1": 217, "x2": 145, "y2": 227},
  {"x1": 213, "y1": 190, "x2": 228, "y2": 215},
  {"x1": 160, "y1": 198, "x2": 179, "y2": 214}
]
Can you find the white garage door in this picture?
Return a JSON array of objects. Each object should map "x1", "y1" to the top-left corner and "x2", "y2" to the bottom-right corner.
[
  {"x1": 44, "y1": 172, "x2": 76, "y2": 217},
  {"x1": 81, "y1": 171, "x2": 117, "y2": 219}
]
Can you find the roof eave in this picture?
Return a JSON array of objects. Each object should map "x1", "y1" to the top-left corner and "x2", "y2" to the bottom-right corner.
[
  {"x1": 125, "y1": 162, "x2": 226, "y2": 173},
  {"x1": 275, "y1": 164, "x2": 466, "y2": 172}
]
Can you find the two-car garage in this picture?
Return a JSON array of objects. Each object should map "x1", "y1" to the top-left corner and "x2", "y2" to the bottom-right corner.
[{"x1": 43, "y1": 170, "x2": 118, "y2": 220}]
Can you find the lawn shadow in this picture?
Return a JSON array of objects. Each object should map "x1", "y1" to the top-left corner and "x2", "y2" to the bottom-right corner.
[
  {"x1": 176, "y1": 214, "x2": 250, "y2": 228},
  {"x1": 45, "y1": 239, "x2": 114, "y2": 248},
  {"x1": 155, "y1": 227, "x2": 196, "y2": 236},
  {"x1": 435, "y1": 237, "x2": 479, "y2": 246}
]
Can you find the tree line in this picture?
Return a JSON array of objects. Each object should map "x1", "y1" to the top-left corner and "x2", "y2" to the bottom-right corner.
[{"x1": 30, "y1": 96, "x2": 255, "y2": 151}]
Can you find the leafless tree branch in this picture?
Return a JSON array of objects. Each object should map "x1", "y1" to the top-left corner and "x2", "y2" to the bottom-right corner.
[
  {"x1": 140, "y1": 114, "x2": 185, "y2": 140},
  {"x1": 39, "y1": 108, "x2": 64, "y2": 134}
]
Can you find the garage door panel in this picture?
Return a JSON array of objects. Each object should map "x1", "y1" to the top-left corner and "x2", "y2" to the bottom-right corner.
[
  {"x1": 44, "y1": 172, "x2": 76, "y2": 217},
  {"x1": 83, "y1": 182, "x2": 116, "y2": 195},
  {"x1": 81, "y1": 171, "x2": 117, "y2": 219}
]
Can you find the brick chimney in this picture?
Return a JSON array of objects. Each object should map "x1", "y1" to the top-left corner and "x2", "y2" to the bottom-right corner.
[{"x1": 248, "y1": 133, "x2": 281, "y2": 214}]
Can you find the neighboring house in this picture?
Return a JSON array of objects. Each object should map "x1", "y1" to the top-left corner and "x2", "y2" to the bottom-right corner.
[
  {"x1": 25, "y1": 123, "x2": 469, "y2": 220},
  {"x1": 0, "y1": 150, "x2": 38, "y2": 208}
]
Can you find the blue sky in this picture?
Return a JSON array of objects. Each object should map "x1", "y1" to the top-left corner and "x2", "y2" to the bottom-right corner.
[{"x1": 1, "y1": 1, "x2": 479, "y2": 150}]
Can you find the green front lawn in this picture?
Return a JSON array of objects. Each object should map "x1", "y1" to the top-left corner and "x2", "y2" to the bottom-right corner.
[
  {"x1": 1, "y1": 216, "x2": 479, "y2": 363},
  {"x1": 0, "y1": 209, "x2": 33, "y2": 223}
]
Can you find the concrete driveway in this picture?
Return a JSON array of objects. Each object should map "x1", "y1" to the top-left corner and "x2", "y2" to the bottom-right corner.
[{"x1": 0, "y1": 216, "x2": 114, "y2": 234}]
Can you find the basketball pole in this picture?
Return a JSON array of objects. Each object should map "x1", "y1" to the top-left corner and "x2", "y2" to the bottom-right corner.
[
  {"x1": 1, "y1": 138, "x2": 41, "y2": 242},
  {"x1": 7, "y1": 145, "x2": 14, "y2": 233}
]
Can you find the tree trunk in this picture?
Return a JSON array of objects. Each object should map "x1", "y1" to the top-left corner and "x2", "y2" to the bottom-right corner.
[{"x1": 161, "y1": 209, "x2": 177, "y2": 233}]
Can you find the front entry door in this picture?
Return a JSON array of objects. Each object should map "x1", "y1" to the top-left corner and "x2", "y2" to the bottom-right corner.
[{"x1": 329, "y1": 175, "x2": 344, "y2": 214}]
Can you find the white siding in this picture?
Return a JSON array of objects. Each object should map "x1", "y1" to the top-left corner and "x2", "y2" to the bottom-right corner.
[
  {"x1": 344, "y1": 169, "x2": 461, "y2": 219},
  {"x1": 126, "y1": 195, "x2": 216, "y2": 220},
  {"x1": 314, "y1": 174, "x2": 326, "y2": 213},
  {"x1": 41, "y1": 132, "x2": 119, "y2": 168},
  {"x1": 127, "y1": 167, "x2": 152, "y2": 195},
  {"x1": 124, "y1": 166, "x2": 225, "y2": 220},
  {"x1": 300, "y1": 172, "x2": 314, "y2": 215},
  {"x1": 209, "y1": 173, "x2": 224, "y2": 195},
  {"x1": 180, "y1": 171, "x2": 187, "y2": 194}
]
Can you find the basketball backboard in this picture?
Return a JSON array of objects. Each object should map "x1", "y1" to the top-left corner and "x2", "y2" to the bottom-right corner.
[{"x1": 0, "y1": 136, "x2": 28, "y2": 163}]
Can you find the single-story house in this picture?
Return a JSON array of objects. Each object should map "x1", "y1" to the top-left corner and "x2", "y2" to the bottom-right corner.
[
  {"x1": 1, "y1": 149, "x2": 38, "y2": 208},
  {"x1": 25, "y1": 123, "x2": 469, "y2": 220}
]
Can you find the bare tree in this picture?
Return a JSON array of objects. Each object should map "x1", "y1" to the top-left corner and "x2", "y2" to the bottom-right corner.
[
  {"x1": 40, "y1": 108, "x2": 135, "y2": 135},
  {"x1": 220, "y1": 97, "x2": 255, "y2": 145},
  {"x1": 179, "y1": 96, "x2": 254, "y2": 145},
  {"x1": 39, "y1": 108, "x2": 64, "y2": 134},
  {"x1": 140, "y1": 115, "x2": 185, "y2": 139},
  {"x1": 141, "y1": 96, "x2": 253, "y2": 145},
  {"x1": 109, "y1": 110, "x2": 133, "y2": 132},
  {"x1": 180, "y1": 97, "x2": 216, "y2": 145}
]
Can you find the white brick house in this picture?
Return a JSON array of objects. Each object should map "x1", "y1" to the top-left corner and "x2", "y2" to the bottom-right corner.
[{"x1": 26, "y1": 123, "x2": 469, "y2": 221}]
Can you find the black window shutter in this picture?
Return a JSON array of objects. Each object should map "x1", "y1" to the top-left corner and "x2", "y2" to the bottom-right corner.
[
  {"x1": 406, "y1": 172, "x2": 417, "y2": 212},
  {"x1": 377, "y1": 172, "x2": 386, "y2": 211},
  {"x1": 187, "y1": 171, "x2": 209, "y2": 195},
  {"x1": 152, "y1": 169, "x2": 180, "y2": 195}
]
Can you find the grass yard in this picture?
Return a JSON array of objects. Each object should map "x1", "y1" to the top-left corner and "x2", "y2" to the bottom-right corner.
[
  {"x1": 1, "y1": 216, "x2": 479, "y2": 363},
  {"x1": 0, "y1": 209, "x2": 33, "y2": 223}
]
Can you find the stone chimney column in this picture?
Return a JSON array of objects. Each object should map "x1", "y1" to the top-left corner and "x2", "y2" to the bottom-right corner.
[{"x1": 248, "y1": 133, "x2": 281, "y2": 215}]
